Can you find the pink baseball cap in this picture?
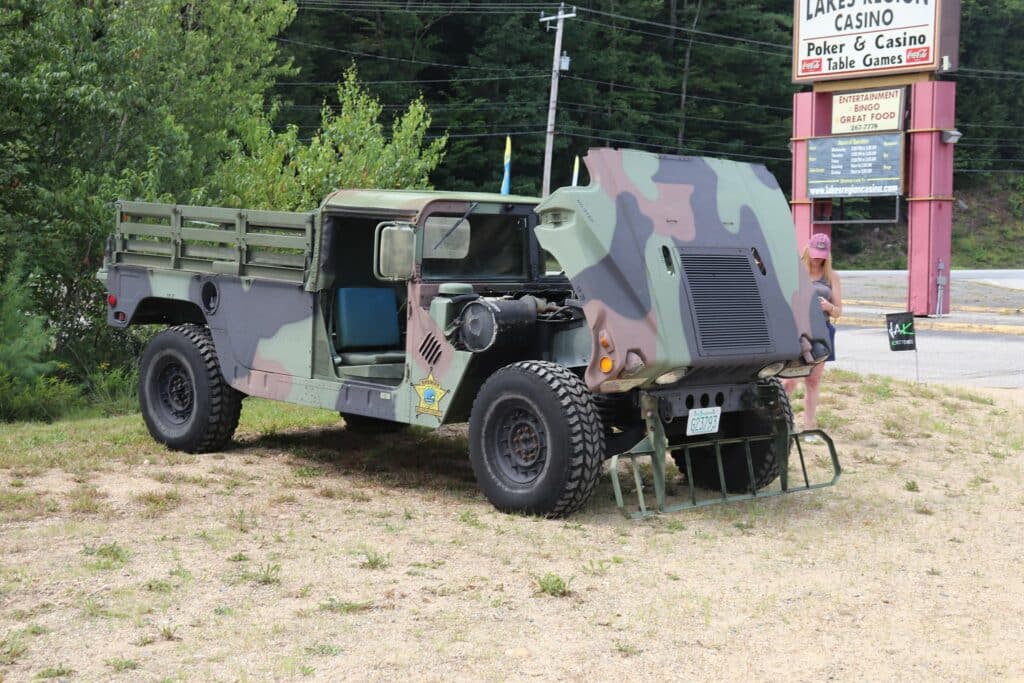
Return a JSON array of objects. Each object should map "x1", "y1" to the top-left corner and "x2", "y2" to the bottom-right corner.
[{"x1": 808, "y1": 233, "x2": 831, "y2": 259}]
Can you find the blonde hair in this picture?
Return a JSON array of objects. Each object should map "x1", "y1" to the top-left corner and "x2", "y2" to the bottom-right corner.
[{"x1": 800, "y1": 246, "x2": 834, "y2": 284}]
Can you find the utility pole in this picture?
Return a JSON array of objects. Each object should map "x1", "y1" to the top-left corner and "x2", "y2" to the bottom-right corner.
[{"x1": 540, "y1": 4, "x2": 575, "y2": 197}]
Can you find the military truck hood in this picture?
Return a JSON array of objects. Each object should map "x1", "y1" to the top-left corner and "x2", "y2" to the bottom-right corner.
[{"x1": 534, "y1": 148, "x2": 828, "y2": 392}]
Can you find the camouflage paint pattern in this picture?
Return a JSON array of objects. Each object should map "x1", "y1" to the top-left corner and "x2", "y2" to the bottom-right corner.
[{"x1": 535, "y1": 148, "x2": 829, "y2": 392}]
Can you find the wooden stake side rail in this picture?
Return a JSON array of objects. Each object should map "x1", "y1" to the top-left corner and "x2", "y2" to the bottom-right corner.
[{"x1": 112, "y1": 200, "x2": 316, "y2": 284}]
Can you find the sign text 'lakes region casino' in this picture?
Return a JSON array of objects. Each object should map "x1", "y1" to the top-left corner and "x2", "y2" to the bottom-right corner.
[
  {"x1": 793, "y1": 0, "x2": 961, "y2": 83},
  {"x1": 807, "y1": 133, "x2": 903, "y2": 198}
]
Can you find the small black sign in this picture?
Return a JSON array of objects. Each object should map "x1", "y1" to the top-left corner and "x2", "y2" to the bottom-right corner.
[
  {"x1": 807, "y1": 133, "x2": 903, "y2": 198},
  {"x1": 886, "y1": 312, "x2": 916, "y2": 352}
]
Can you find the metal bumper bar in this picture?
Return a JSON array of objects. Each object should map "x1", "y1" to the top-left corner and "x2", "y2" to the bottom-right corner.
[{"x1": 608, "y1": 424, "x2": 842, "y2": 518}]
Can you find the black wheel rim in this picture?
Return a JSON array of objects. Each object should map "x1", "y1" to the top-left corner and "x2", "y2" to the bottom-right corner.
[
  {"x1": 153, "y1": 356, "x2": 195, "y2": 426},
  {"x1": 490, "y1": 398, "x2": 548, "y2": 485}
]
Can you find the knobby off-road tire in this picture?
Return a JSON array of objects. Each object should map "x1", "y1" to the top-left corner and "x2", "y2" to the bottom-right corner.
[
  {"x1": 139, "y1": 324, "x2": 243, "y2": 453},
  {"x1": 469, "y1": 361, "x2": 605, "y2": 518},
  {"x1": 340, "y1": 412, "x2": 409, "y2": 435},
  {"x1": 673, "y1": 377, "x2": 793, "y2": 493}
]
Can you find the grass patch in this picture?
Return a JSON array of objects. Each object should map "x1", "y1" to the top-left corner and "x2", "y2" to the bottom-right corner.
[
  {"x1": 229, "y1": 509, "x2": 257, "y2": 533},
  {"x1": 458, "y1": 509, "x2": 486, "y2": 529},
  {"x1": 293, "y1": 465, "x2": 323, "y2": 479},
  {"x1": 228, "y1": 552, "x2": 250, "y2": 563},
  {"x1": 914, "y1": 501, "x2": 935, "y2": 515},
  {"x1": 359, "y1": 549, "x2": 390, "y2": 570},
  {"x1": 904, "y1": 480, "x2": 920, "y2": 492},
  {"x1": 106, "y1": 657, "x2": 140, "y2": 672},
  {"x1": 949, "y1": 387, "x2": 995, "y2": 406},
  {"x1": 319, "y1": 486, "x2": 371, "y2": 503},
  {"x1": 245, "y1": 563, "x2": 282, "y2": 586},
  {"x1": 0, "y1": 489, "x2": 58, "y2": 522},
  {"x1": 82, "y1": 542, "x2": 130, "y2": 570},
  {"x1": 134, "y1": 489, "x2": 182, "y2": 517},
  {"x1": 144, "y1": 578, "x2": 173, "y2": 594},
  {"x1": 305, "y1": 643, "x2": 343, "y2": 656},
  {"x1": 534, "y1": 572, "x2": 573, "y2": 597},
  {"x1": 581, "y1": 559, "x2": 611, "y2": 576},
  {"x1": 319, "y1": 598, "x2": 373, "y2": 614},
  {"x1": 67, "y1": 484, "x2": 107, "y2": 514},
  {"x1": 0, "y1": 632, "x2": 27, "y2": 664},
  {"x1": 35, "y1": 664, "x2": 75, "y2": 679}
]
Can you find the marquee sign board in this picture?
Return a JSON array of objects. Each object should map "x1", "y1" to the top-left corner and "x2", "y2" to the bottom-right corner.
[
  {"x1": 793, "y1": 0, "x2": 961, "y2": 83},
  {"x1": 832, "y1": 88, "x2": 905, "y2": 134},
  {"x1": 807, "y1": 133, "x2": 904, "y2": 198}
]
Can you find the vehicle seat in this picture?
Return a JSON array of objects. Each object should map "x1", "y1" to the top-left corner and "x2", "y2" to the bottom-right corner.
[{"x1": 334, "y1": 287, "x2": 405, "y2": 365}]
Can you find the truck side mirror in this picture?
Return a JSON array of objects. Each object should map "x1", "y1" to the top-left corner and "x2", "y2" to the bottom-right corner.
[{"x1": 374, "y1": 222, "x2": 416, "y2": 281}]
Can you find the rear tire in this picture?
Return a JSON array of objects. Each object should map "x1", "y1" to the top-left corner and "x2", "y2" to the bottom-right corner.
[
  {"x1": 340, "y1": 412, "x2": 408, "y2": 434},
  {"x1": 139, "y1": 324, "x2": 242, "y2": 453},
  {"x1": 673, "y1": 378, "x2": 792, "y2": 493},
  {"x1": 469, "y1": 361, "x2": 604, "y2": 518}
]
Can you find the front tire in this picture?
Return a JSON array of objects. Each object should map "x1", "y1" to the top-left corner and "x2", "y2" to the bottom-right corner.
[
  {"x1": 673, "y1": 378, "x2": 792, "y2": 493},
  {"x1": 469, "y1": 361, "x2": 604, "y2": 518},
  {"x1": 139, "y1": 324, "x2": 242, "y2": 453}
]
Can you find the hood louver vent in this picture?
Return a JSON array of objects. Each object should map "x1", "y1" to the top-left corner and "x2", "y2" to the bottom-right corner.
[{"x1": 679, "y1": 250, "x2": 772, "y2": 356}]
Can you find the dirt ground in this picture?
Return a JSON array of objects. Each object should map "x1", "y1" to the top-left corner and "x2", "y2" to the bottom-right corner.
[{"x1": 1, "y1": 372, "x2": 1023, "y2": 682}]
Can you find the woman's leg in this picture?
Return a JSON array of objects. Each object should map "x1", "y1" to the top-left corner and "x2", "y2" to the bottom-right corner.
[{"x1": 802, "y1": 362, "x2": 826, "y2": 430}]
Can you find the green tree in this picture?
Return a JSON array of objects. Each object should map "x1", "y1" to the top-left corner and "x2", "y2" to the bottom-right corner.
[
  {"x1": 214, "y1": 69, "x2": 448, "y2": 211},
  {"x1": 0, "y1": 0, "x2": 296, "y2": 374},
  {"x1": 0, "y1": 258, "x2": 52, "y2": 382}
]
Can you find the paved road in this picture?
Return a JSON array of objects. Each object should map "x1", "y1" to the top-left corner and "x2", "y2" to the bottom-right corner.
[
  {"x1": 832, "y1": 325, "x2": 1024, "y2": 389},
  {"x1": 840, "y1": 269, "x2": 1024, "y2": 310},
  {"x1": 832, "y1": 269, "x2": 1023, "y2": 388}
]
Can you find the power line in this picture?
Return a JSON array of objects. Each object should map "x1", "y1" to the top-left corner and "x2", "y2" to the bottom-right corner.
[
  {"x1": 561, "y1": 126, "x2": 787, "y2": 161},
  {"x1": 275, "y1": 101, "x2": 547, "y2": 111},
  {"x1": 274, "y1": 36, "x2": 535, "y2": 73},
  {"x1": 959, "y1": 66, "x2": 1024, "y2": 77},
  {"x1": 297, "y1": 1, "x2": 550, "y2": 11},
  {"x1": 564, "y1": 75, "x2": 791, "y2": 112},
  {"x1": 573, "y1": 16, "x2": 787, "y2": 58},
  {"x1": 955, "y1": 168, "x2": 1024, "y2": 174},
  {"x1": 276, "y1": 74, "x2": 548, "y2": 86},
  {"x1": 559, "y1": 101, "x2": 791, "y2": 130},
  {"x1": 575, "y1": 6, "x2": 790, "y2": 52},
  {"x1": 958, "y1": 121, "x2": 1024, "y2": 130}
]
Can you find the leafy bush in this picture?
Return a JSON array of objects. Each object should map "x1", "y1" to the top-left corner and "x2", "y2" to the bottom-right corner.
[
  {"x1": 0, "y1": 258, "x2": 52, "y2": 382},
  {"x1": 82, "y1": 364, "x2": 138, "y2": 417},
  {"x1": 0, "y1": 373, "x2": 84, "y2": 423}
]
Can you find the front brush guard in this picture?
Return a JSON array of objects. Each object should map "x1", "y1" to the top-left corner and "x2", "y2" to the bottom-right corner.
[{"x1": 608, "y1": 394, "x2": 841, "y2": 518}]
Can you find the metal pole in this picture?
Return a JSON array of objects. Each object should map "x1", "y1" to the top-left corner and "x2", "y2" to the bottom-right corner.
[{"x1": 540, "y1": 4, "x2": 575, "y2": 197}]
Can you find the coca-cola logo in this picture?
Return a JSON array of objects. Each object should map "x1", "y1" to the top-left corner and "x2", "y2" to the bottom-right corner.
[
  {"x1": 801, "y1": 58, "x2": 823, "y2": 73},
  {"x1": 906, "y1": 47, "x2": 931, "y2": 63}
]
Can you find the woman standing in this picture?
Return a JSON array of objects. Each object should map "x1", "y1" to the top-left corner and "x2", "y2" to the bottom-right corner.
[{"x1": 785, "y1": 233, "x2": 842, "y2": 437}]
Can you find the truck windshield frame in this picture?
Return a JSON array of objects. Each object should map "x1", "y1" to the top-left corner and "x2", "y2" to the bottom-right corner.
[{"x1": 420, "y1": 203, "x2": 530, "y2": 282}]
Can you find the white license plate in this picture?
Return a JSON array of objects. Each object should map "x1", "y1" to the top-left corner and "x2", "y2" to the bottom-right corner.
[{"x1": 686, "y1": 407, "x2": 722, "y2": 436}]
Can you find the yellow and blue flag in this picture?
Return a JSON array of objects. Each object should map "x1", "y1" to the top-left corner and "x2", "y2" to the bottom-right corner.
[{"x1": 500, "y1": 136, "x2": 511, "y2": 195}]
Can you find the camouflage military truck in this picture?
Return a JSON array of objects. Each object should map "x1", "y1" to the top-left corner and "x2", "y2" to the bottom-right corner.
[{"x1": 99, "y1": 148, "x2": 839, "y2": 518}]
